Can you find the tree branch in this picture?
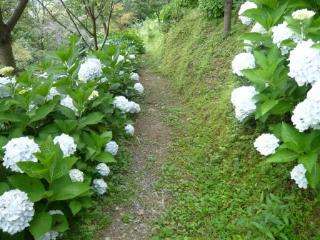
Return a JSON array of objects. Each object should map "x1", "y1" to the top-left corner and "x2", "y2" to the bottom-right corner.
[
  {"x1": 7, "y1": 0, "x2": 29, "y2": 31},
  {"x1": 101, "y1": 0, "x2": 114, "y2": 49},
  {"x1": 36, "y1": 0, "x2": 75, "y2": 34},
  {"x1": 0, "y1": 6, "x2": 4, "y2": 25}
]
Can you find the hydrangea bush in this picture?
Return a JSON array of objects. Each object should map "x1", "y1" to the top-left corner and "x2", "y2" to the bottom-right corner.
[
  {"x1": 0, "y1": 34, "x2": 145, "y2": 239},
  {"x1": 232, "y1": 0, "x2": 320, "y2": 192}
]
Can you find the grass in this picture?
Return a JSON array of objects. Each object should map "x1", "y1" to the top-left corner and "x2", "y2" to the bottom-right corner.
[{"x1": 138, "y1": 10, "x2": 320, "y2": 239}]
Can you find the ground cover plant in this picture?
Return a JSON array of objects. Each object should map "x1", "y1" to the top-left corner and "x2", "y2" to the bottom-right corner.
[{"x1": 0, "y1": 32, "x2": 145, "y2": 239}]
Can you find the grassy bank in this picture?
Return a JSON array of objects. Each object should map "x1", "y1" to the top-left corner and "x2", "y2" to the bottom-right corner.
[{"x1": 139, "y1": 10, "x2": 319, "y2": 239}]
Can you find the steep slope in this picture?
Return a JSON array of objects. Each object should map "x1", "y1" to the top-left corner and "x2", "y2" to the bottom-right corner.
[{"x1": 141, "y1": 10, "x2": 319, "y2": 239}]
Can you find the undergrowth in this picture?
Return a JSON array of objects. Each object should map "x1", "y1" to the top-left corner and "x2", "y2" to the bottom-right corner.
[{"x1": 139, "y1": 10, "x2": 320, "y2": 239}]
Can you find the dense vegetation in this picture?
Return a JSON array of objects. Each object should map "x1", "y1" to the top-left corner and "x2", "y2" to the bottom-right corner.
[{"x1": 1, "y1": 0, "x2": 320, "y2": 239}]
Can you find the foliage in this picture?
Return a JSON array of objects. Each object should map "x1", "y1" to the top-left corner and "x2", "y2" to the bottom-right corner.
[
  {"x1": 231, "y1": 0, "x2": 320, "y2": 193},
  {"x1": 0, "y1": 32, "x2": 144, "y2": 239},
  {"x1": 108, "y1": 30, "x2": 145, "y2": 54},
  {"x1": 237, "y1": 194, "x2": 297, "y2": 240},
  {"x1": 160, "y1": 0, "x2": 198, "y2": 24},
  {"x1": 139, "y1": 10, "x2": 317, "y2": 239},
  {"x1": 198, "y1": 0, "x2": 224, "y2": 19}
]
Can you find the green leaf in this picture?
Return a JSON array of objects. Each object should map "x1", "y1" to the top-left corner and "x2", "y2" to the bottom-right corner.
[
  {"x1": 30, "y1": 211, "x2": 52, "y2": 239},
  {"x1": 281, "y1": 122, "x2": 304, "y2": 151},
  {"x1": 17, "y1": 162, "x2": 48, "y2": 179},
  {"x1": 78, "y1": 112, "x2": 105, "y2": 129},
  {"x1": 29, "y1": 98, "x2": 58, "y2": 123},
  {"x1": 51, "y1": 214, "x2": 69, "y2": 232},
  {"x1": 0, "y1": 182, "x2": 9, "y2": 195},
  {"x1": 0, "y1": 112, "x2": 27, "y2": 122},
  {"x1": 299, "y1": 152, "x2": 318, "y2": 173},
  {"x1": 95, "y1": 152, "x2": 116, "y2": 163},
  {"x1": 266, "y1": 149, "x2": 298, "y2": 163},
  {"x1": 8, "y1": 175, "x2": 46, "y2": 202},
  {"x1": 49, "y1": 176, "x2": 90, "y2": 201},
  {"x1": 257, "y1": 99, "x2": 279, "y2": 118},
  {"x1": 69, "y1": 200, "x2": 82, "y2": 215},
  {"x1": 50, "y1": 156, "x2": 78, "y2": 181},
  {"x1": 308, "y1": 163, "x2": 320, "y2": 189}
]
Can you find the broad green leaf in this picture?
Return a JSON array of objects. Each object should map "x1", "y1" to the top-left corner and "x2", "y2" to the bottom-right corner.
[
  {"x1": 29, "y1": 98, "x2": 58, "y2": 123},
  {"x1": 299, "y1": 152, "x2": 318, "y2": 173},
  {"x1": 281, "y1": 122, "x2": 304, "y2": 151},
  {"x1": 17, "y1": 162, "x2": 48, "y2": 179},
  {"x1": 307, "y1": 163, "x2": 320, "y2": 189},
  {"x1": 51, "y1": 214, "x2": 69, "y2": 232},
  {"x1": 257, "y1": 99, "x2": 279, "y2": 117},
  {"x1": 95, "y1": 152, "x2": 116, "y2": 163},
  {"x1": 78, "y1": 112, "x2": 105, "y2": 129},
  {"x1": 69, "y1": 200, "x2": 82, "y2": 215},
  {"x1": 49, "y1": 176, "x2": 90, "y2": 201},
  {"x1": 266, "y1": 149, "x2": 298, "y2": 163},
  {"x1": 30, "y1": 211, "x2": 52, "y2": 239},
  {"x1": 8, "y1": 175, "x2": 46, "y2": 202}
]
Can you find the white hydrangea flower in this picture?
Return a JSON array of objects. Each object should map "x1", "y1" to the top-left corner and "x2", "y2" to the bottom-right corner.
[
  {"x1": 116, "y1": 55, "x2": 125, "y2": 64},
  {"x1": 96, "y1": 163, "x2": 110, "y2": 176},
  {"x1": 0, "y1": 189, "x2": 34, "y2": 235},
  {"x1": 113, "y1": 96, "x2": 131, "y2": 113},
  {"x1": 60, "y1": 95, "x2": 78, "y2": 114},
  {"x1": 105, "y1": 141, "x2": 119, "y2": 156},
  {"x1": 2, "y1": 137, "x2": 40, "y2": 173},
  {"x1": 134, "y1": 83, "x2": 144, "y2": 94},
  {"x1": 37, "y1": 72, "x2": 49, "y2": 79},
  {"x1": 254, "y1": 133, "x2": 280, "y2": 156},
  {"x1": 125, "y1": 124, "x2": 135, "y2": 136},
  {"x1": 69, "y1": 169, "x2": 84, "y2": 182},
  {"x1": 238, "y1": 1, "x2": 257, "y2": 25},
  {"x1": 78, "y1": 58, "x2": 103, "y2": 82},
  {"x1": 288, "y1": 40, "x2": 320, "y2": 86},
  {"x1": 290, "y1": 164, "x2": 308, "y2": 189},
  {"x1": 292, "y1": 9, "x2": 316, "y2": 21},
  {"x1": 231, "y1": 86, "x2": 258, "y2": 122},
  {"x1": 130, "y1": 72, "x2": 140, "y2": 81},
  {"x1": 88, "y1": 90, "x2": 99, "y2": 101},
  {"x1": 93, "y1": 179, "x2": 108, "y2": 195},
  {"x1": 100, "y1": 77, "x2": 108, "y2": 83},
  {"x1": 232, "y1": 52, "x2": 256, "y2": 76},
  {"x1": 129, "y1": 54, "x2": 136, "y2": 60},
  {"x1": 46, "y1": 87, "x2": 60, "y2": 101},
  {"x1": 128, "y1": 101, "x2": 141, "y2": 114},
  {"x1": 53, "y1": 133, "x2": 77, "y2": 157},
  {"x1": 39, "y1": 231, "x2": 60, "y2": 240},
  {"x1": 28, "y1": 102, "x2": 38, "y2": 112},
  {"x1": 291, "y1": 82, "x2": 320, "y2": 132},
  {"x1": 0, "y1": 76, "x2": 12, "y2": 85},
  {"x1": 272, "y1": 22, "x2": 301, "y2": 55},
  {"x1": 119, "y1": 70, "x2": 125, "y2": 76}
]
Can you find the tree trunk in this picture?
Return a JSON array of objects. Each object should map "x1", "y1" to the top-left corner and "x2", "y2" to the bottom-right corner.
[
  {"x1": 224, "y1": 0, "x2": 233, "y2": 35},
  {"x1": 0, "y1": 24, "x2": 16, "y2": 68}
]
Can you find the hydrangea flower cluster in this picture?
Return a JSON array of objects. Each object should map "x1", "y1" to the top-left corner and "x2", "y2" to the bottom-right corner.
[
  {"x1": 96, "y1": 163, "x2": 110, "y2": 177},
  {"x1": 291, "y1": 82, "x2": 320, "y2": 132},
  {"x1": 105, "y1": 141, "x2": 119, "y2": 156},
  {"x1": 2, "y1": 137, "x2": 40, "y2": 173},
  {"x1": 0, "y1": 189, "x2": 34, "y2": 235},
  {"x1": 231, "y1": 52, "x2": 256, "y2": 76},
  {"x1": 134, "y1": 82, "x2": 144, "y2": 94},
  {"x1": 113, "y1": 96, "x2": 141, "y2": 114},
  {"x1": 0, "y1": 76, "x2": 12, "y2": 85},
  {"x1": 288, "y1": 40, "x2": 320, "y2": 86},
  {"x1": 238, "y1": 1, "x2": 257, "y2": 25},
  {"x1": 53, "y1": 133, "x2": 77, "y2": 157},
  {"x1": 231, "y1": 86, "x2": 258, "y2": 122},
  {"x1": 69, "y1": 169, "x2": 84, "y2": 182},
  {"x1": 290, "y1": 164, "x2": 308, "y2": 189},
  {"x1": 292, "y1": 9, "x2": 316, "y2": 21},
  {"x1": 272, "y1": 22, "x2": 300, "y2": 55},
  {"x1": 125, "y1": 124, "x2": 135, "y2": 136},
  {"x1": 130, "y1": 72, "x2": 140, "y2": 81},
  {"x1": 46, "y1": 87, "x2": 60, "y2": 101},
  {"x1": 60, "y1": 95, "x2": 78, "y2": 114},
  {"x1": 93, "y1": 179, "x2": 108, "y2": 195},
  {"x1": 254, "y1": 134, "x2": 280, "y2": 156},
  {"x1": 129, "y1": 54, "x2": 136, "y2": 60},
  {"x1": 78, "y1": 58, "x2": 103, "y2": 82},
  {"x1": 116, "y1": 55, "x2": 125, "y2": 64}
]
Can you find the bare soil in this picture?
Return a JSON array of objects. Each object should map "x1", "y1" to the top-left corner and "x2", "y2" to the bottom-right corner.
[{"x1": 103, "y1": 67, "x2": 174, "y2": 240}]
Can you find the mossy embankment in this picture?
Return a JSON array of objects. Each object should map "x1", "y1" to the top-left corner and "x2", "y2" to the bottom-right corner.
[{"x1": 139, "y1": 10, "x2": 319, "y2": 239}]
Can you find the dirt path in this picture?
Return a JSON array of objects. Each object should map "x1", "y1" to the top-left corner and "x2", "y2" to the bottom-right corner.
[{"x1": 104, "y1": 66, "x2": 173, "y2": 240}]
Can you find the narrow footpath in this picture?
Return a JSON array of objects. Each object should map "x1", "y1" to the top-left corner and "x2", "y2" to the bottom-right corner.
[{"x1": 104, "y1": 66, "x2": 175, "y2": 240}]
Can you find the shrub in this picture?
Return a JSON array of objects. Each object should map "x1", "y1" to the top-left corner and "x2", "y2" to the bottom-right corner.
[
  {"x1": 108, "y1": 30, "x2": 145, "y2": 54},
  {"x1": 231, "y1": 1, "x2": 320, "y2": 193},
  {"x1": 0, "y1": 33, "x2": 145, "y2": 239},
  {"x1": 198, "y1": 0, "x2": 224, "y2": 19}
]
